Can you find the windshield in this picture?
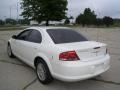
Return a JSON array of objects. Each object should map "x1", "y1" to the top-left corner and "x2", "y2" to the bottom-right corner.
[{"x1": 47, "y1": 29, "x2": 88, "y2": 44}]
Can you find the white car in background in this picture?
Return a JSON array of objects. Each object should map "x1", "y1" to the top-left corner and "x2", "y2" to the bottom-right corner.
[{"x1": 7, "y1": 27, "x2": 110, "y2": 84}]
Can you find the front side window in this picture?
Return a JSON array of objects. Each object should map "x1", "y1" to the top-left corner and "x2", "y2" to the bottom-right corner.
[
  {"x1": 47, "y1": 29, "x2": 88, "y2": 44},
  {"x1": 26, "y1": 30, "x2": 42, "y2": 43}
]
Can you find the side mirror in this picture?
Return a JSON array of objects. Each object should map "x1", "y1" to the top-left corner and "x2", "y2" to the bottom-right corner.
[{"x1": 12, "y1": 35, "x2": 17, "y2": 39}]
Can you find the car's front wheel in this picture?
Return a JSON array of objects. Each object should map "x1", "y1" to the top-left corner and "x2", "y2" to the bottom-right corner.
[
  {"x1": 36, "y1": 60, "x2": 53, "y2": 84},
  {"x1": 7, "y1": 43, "x2": 15, "y2": 58}
]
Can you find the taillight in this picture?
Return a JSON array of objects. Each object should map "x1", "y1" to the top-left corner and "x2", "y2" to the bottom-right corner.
[{"x1": 59, "y1": 51, "x2": 80, "y2": 61}]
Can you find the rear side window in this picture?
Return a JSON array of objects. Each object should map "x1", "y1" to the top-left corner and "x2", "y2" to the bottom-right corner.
[
  {"x1": 17, "y1": 30, "x2": 32, "y2": 40},
  {"x1": 26, "y1": 30, "x2": 42, "y2": 43},
  {"x1": 47, "y1": 29, "x2": 88, "y2": 44}
]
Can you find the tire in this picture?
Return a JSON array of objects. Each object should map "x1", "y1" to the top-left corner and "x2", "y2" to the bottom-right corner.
[
  {"x1": 36, "y1": 59, "x2": 53, "y2": 84},
  {"x1": 7, "y1": 43, "x2": 15, "y2": 58}
]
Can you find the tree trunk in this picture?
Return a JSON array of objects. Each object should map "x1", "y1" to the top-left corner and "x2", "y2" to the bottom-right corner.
[{"x1": 46, "y1": 20, "x2": 49, "y2": 26}]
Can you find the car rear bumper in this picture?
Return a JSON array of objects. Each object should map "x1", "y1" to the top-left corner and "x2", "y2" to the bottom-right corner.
[{"x1": 52, "y1": 54, "x2": 110, "y2": 82}]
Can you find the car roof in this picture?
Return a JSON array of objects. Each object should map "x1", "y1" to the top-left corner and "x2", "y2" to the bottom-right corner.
[{"x1": 25, "y1": 26, "x2": 70, "y2": 31}]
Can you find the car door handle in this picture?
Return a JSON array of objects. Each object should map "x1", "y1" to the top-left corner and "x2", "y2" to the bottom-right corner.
[{"x1": 34, "y1": 47, "x2": 38, "y2": 50}]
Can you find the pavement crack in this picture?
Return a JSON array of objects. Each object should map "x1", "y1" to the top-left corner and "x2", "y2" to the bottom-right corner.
[
  {"x1": 91, "y1": 78, "x2": 120, "y2": 85},
  {"x1": 0, "y1": 60, "x2": 28, "y2": 67},
  {"x1": 0, "y1": 39, "x2": 6, "y2": 42},
  {"x1": 118, "y1": 58, "x2": 120, "y2": 61},
  {"x1": 109, "y1": 46, "x2": 120, "y2": 50},
  {"x1": 109, "y1": 52, "x2": 120, "y2": 56},
  {"x1": 23, "y1": 78, "x2": 37, "y2": 90}
]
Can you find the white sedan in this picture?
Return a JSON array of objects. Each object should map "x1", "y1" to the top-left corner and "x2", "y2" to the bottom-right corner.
[{"x1": 7, "y1": 27, "x2": 110, "y2": 84}]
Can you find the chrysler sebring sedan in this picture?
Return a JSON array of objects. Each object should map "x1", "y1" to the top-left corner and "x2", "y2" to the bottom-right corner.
[{"x1": 7, "y1": 27, "x2": 110, "y2": 84}]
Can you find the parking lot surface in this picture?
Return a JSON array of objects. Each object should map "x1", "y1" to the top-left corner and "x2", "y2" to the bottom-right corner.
[{"x1": 0, "y1": 27, "x2": 120, "y2": 90}]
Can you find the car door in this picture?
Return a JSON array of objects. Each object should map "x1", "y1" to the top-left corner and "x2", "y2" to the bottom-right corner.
[
  {"x1": 19, "y1": 29, "x2": 42, "y2": 66},
  {"x1": 13, "y1": 30, "x2": 32, "y2": 60}
]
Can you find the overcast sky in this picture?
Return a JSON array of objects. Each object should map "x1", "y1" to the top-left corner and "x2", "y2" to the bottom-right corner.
[{"x1": 0, "y1": 0, "x2": 120, "y2": 20}]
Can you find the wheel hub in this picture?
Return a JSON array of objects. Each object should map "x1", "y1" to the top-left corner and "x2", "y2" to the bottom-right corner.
[{"x1": 37, "y1": 63, "x2": 46, "y2": 81}]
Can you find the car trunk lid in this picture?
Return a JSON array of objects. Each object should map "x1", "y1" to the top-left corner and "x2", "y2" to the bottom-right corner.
[{"x1": 57, "y1": 41, "x2": 107, "y2": 61}]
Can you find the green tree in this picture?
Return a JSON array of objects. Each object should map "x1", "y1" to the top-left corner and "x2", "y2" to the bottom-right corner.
[
  {"x1": 21, "y1": 0, "x2": 68, "y2": 26},
  {"x1": 64, "y1": 18, "x2": 70, "y2": 24},
  {"x1": 76, "y1": 14, "x2": 85, "y2": 26},
  {"x1": 103, "y1": 16, "x2": 113, "y2": 27},
  {"x1": 5, "y1": 18, "x2": 17, "y2": 25},
  {"x1": 95, "y1": 18, "x2": 104, "y2": 26},
  {"x1": 18, "y1": 19, "x2": 30, "y2": 25},
  {"x1": 69, "y1": 16, "x2": 74, "y2": 19},
  {"x1": 0, "y1": 20, "x2": 5, "y2": 25},
  {"x1": 76, "y1": 8, "x2": 97, "y2": 26}
]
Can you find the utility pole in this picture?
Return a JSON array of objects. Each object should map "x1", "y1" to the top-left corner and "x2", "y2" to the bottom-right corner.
[
  {"x1": 10, "y1": 6, "x2": 12, "y2": 19},
  {"x1": 16, "y1": 2, "x2": 19, "y2": 24}
]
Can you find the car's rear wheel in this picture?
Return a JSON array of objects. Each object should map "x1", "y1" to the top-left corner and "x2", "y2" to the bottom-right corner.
[
  {"x1": 7, "y1": 44, "x2": 15, "y2": 58},
  {"x1": 36, "y1": 59, "x2": 53, "y2": 84}
]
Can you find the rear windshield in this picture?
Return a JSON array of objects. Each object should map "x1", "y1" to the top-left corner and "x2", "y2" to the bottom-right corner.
[{"x1": 47, "y1": 29, "x2": 88, "y2": 44}]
